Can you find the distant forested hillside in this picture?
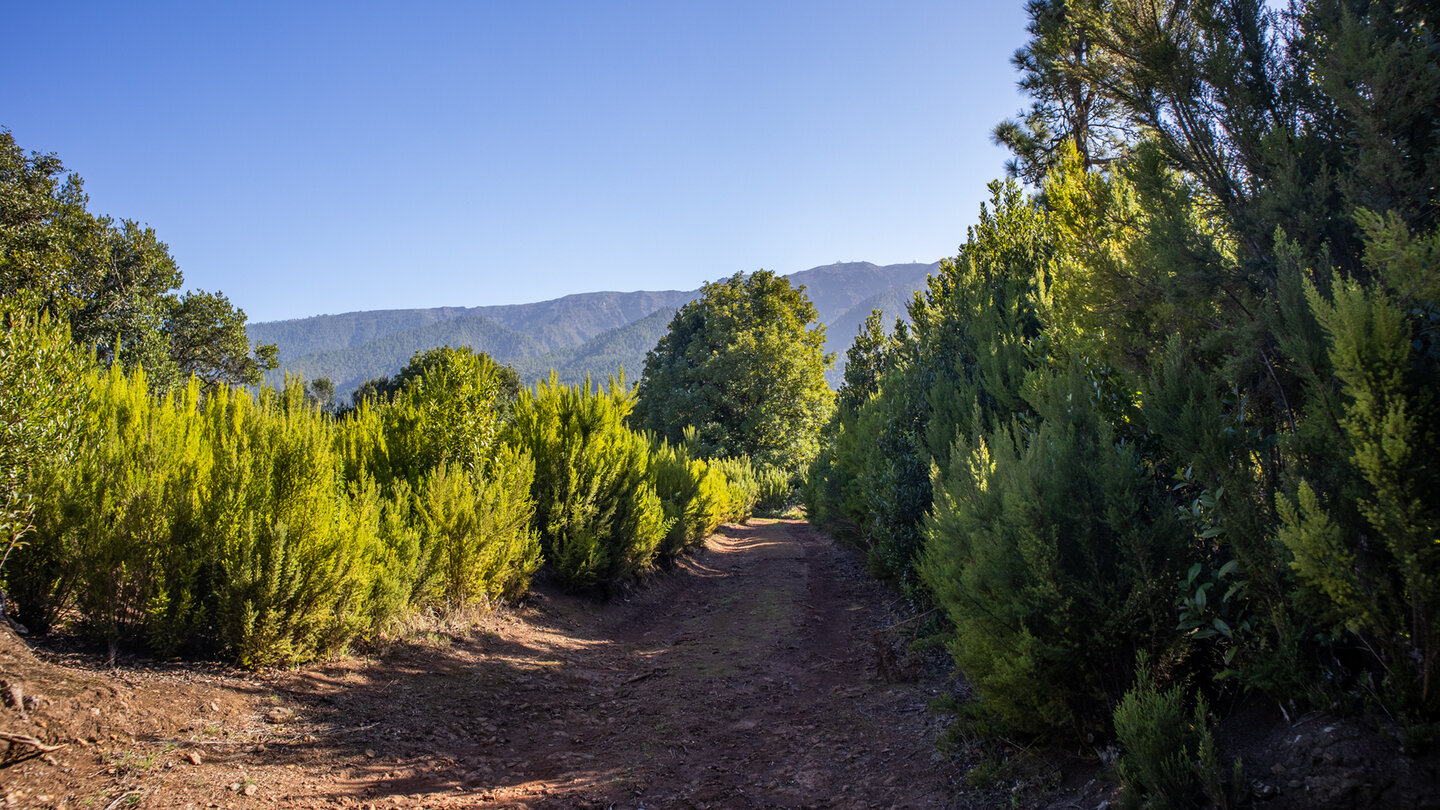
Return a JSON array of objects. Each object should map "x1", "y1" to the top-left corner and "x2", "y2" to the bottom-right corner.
[
  {"x1": 509, "y1": 307, "x2": 680, "y2": 386},
  {"x1": 249, "y1": 261, "x2": 938, "y2": 399},
  {"x1": 808, "y1": 263, "x2": 935, "y2": 386}
]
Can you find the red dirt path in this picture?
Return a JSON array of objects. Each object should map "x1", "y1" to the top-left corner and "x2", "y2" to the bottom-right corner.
[{"x1": 1, "y1": 520, "x2": 965, "y2": 809}]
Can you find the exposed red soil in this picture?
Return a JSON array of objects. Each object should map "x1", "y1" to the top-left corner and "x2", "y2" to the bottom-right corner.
[
  {"x1": 0, "y1": 520, "x2": 968, "y2": 809},
  {"x1": 7, "y1": 518, "x2": 1435, "y2": 810}
]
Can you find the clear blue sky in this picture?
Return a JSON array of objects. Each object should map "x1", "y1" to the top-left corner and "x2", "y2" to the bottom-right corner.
[{"x1": 4, "y1": 1, "x2": 1031, "y2": 323}]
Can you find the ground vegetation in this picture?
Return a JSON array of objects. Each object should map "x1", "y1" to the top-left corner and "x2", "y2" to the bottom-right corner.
[{"x1": 806, "y1": 4, "x2": 1440, "y2": 801}]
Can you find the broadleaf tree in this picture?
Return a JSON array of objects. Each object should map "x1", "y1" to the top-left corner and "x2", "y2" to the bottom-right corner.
[
  {"x1": 632, "y1": 271, "x2": 833, "y2": 475},
  {"x1": 0, "y1": 129, "x2": 276, "y2": 390}
]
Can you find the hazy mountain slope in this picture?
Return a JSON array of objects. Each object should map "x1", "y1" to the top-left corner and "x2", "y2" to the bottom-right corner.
[
  {"x1": 787, "y1": 261, "x2": 935, "y2": 323},
  {"x1": 250, "y1": 262, "x2": 938, "y2": 399},
  {"x1": 262, "y1": 314, "x2": 544, "y2": 398},
  {"x1": 510, "y1": 306, "x2": 680, "y2": 386},
  {"x1": 478, "y1": 290, "x2": 695, "y2": 345},
  {"x1": 249, "y1": 307, "x2": 476, "y2": 365},
  {"x1": 249, "y1": 290, "x2": 696, "y2": 366},
  {"x1": 823, "y1": 284, "x2": 927, "y2": 387}
]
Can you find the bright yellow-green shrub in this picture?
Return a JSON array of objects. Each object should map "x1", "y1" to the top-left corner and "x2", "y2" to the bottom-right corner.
[
  {"x1": 201, "y1": 383, "x2": 381, "y2": 668},
  {"x1": 411, "y1": 449, "x2": 540, "y2": 607},
  {"x1": 710, "y1": 455, "x2": 789, "y2": 520},
  {"x1": 11, "y1": 354, "x2": 542, "y2": 668},
  {"x1": 508, "y1": 375, "x2": 667, "y2": 590},
  {"x1": 649, "y1": 436, "x2": 729, "y2": 557}
]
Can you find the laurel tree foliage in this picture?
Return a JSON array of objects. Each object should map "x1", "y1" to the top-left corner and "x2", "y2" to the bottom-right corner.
[
  {"x1": 633, "y1": 270, "x2": 834, "y2": 477},
  {"x1": 0, "y1": 129, "x2": 276, "y2": 392}
]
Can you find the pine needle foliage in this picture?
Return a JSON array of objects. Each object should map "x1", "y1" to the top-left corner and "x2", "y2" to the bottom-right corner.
[
  {"x1": 822, "y1": 0, "x2": 1440, "y2": 740},
  {"x1": 1277, "y1": 213, "x2": 1440, "y2": 717},
  {"x1": 921, "y1": 361, "x2": 1183, "y2": 738},
  {"x1": 1113, "y1": 659, "x2": 1225, "y2": 810}
]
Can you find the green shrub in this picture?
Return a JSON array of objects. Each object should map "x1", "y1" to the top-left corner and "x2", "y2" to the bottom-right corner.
[
  {"x1": 344, "y1": 474, "x2": 420, "y2": 636},
  {"x1": 412, "y1": 449, "x2": 541, "y2": 607},
  {"x1": 921, "y1": 362, "x2": 1184, "y2": 738},
  {"x1": 16, "y1": 372, "x2": 394, "y2": 666},
  {"x1": 804, "y1": 399, "x2": 885, "y2": 540},
  {"x1": 0, "y1": 308, "x2": 89, "y2": 630},
  {"x1": 508, "y1": 375, "x2": 667, "y2": 590},
  {"x1": 709, "y1": 455, "x2": 791, "y2": 520},
  {"x1": 15, "y1": 369, "x2": 211, "y2": 649},
  {"x1": 808, "y1": 182, "x2": 1052, "y2": 594},
  {"x1": 336, "y1": 351, "x2": 540, "y2": 620},
  {"x1": 753, "y1": 464, "x2": 793, "y2": 514},
  {"x1": 16, "y1": 357, "x2": 547, "y2": 666},
  {"x1": 649, "y1": 436, "x2": 729, "y2": 556},
  {"x1": 1275, "y1": 218, "x2": 1440, "y2": 717},
  {"x1": 203, "y1": 383, "x2": 380, "y2": 668},
  {"x1": 1113, "y1": 661, "x2": 1224, "y2": 810},
  {"x1": 708, "y1": 456, "x2": 757, "y2": 523}
]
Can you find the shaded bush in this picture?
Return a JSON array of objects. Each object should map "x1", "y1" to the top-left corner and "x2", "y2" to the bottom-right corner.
[
  {"x1": 1113, "y1": 661, "x2": 1225, "y2": 810},
  {"x1": 920, "y1": 362, "x2": 1184, "y2": 738}
]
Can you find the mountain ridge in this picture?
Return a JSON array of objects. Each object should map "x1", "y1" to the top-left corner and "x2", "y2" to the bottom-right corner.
[{"x1": 249, "y1": 261, "x2": 939, "y2": 399}]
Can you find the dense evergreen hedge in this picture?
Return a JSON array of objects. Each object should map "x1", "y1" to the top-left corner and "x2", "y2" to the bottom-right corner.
[
  {"x1": 2, "y1": 353, "x2": 761, "y2": 667},
  {"x1": 809, "y1": 0, "x2": 1440, "y2": 743}
]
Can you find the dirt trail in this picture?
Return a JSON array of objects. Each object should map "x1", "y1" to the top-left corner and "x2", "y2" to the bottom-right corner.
[{"x1": 1, "y1": 519, "x2": 963, "y2": 809}]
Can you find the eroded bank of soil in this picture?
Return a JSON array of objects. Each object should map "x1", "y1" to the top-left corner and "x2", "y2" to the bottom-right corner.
[{"x1": 1, "y1": 520, "x2": 965, "y2": 808}]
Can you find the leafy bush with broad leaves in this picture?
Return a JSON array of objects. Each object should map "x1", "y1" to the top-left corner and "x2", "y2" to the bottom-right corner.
[{"x1": 633, "y1": 270, "x2": 834, "y2": 476}]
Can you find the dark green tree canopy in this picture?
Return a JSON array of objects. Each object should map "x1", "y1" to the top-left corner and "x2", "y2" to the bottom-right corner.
[
  {"x1": 994, "y1": 0, "x2": 1127, "y2": 185},
  {"x1": 0, "y1": 129, "x2": 275, "y2": 389},
  {"x1": 835, "y1": 309, "x2": 898, "y2": 417},
  {"x1": 632, "y1": 270, "x2": 834, "y2": 473}
]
